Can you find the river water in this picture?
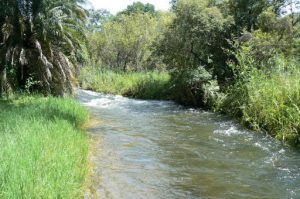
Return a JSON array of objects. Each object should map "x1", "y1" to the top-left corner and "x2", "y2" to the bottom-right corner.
[{"x1": 78, "y1": 90, "x2": 300, "y2": 199}]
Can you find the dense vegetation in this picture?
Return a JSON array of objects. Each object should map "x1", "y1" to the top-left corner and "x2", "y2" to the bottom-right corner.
[
  {"x1": 0, "y1": 96, "x2": 89, "y2": 198},
  {"x1": 84, "y1": 0, "x2": 300, "y2": 146},
  {"x1": 0, "y1": 0, "x2": 88, "y2": 96}
]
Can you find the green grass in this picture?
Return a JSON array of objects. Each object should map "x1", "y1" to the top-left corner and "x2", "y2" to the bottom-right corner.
[
  {"x1": 79, "y1": 66, "x2": 172, "y2": 100},
  {"x1": 0, "y1": 95, "x2": 89, "y2": 198},
  {"x1": 222, "y1": 69, "x2": 300, "y2": 146},
  {"x1": 243, "y1": 71, "x2": 300, "y2": 145}
]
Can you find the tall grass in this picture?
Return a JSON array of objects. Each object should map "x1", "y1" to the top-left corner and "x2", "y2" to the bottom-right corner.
[
  {"x1": 222, "y1": 69, "x2": 300, "y2": 146},
  {"x1": 243, "y1": 71, "x2": 300, "y2": 145},
  {"x1": 79, "y1": 66, "x2": 172, "y2": 100},
  {"x1": 0, "y1": 96, "x2": 89, "y2": 198}
]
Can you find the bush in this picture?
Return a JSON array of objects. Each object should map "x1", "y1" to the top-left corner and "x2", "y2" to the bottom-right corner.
[
  {"x1": 170, "y1": 67, "x2": 220, "y2": 107},
  {"x1": 221, "y1": 51, "x2": 300, "y2": 146}
]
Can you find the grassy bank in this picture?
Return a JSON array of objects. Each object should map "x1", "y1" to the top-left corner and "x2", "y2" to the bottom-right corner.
[
  {"x1": 79, "y1": 66, "x2": 172, "y2": 100},
  {"x1": 0, "y1": 96, "x2": 89, "y2": 198},
  {"x1": 222, "y1": 69, "x2": 300, "y2": 146}
]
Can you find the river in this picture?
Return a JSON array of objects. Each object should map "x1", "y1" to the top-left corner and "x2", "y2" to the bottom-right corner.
[{"x1": 78, "y1": 89, "x2": 300, "y2": 199}]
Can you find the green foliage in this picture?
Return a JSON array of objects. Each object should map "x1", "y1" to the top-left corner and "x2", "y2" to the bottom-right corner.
[
  {"x1": 159, "y1": 0, "x2": 231, "y2": 72},
  {"x1": 0, "y1": 96, "x2": 89, "y2": 198},
  {"x1": 79, "y1": 66, "x2": 171, "y2": 100},
  {"x1": 227, "y1": 0, "x2": 285, "y2": 31},
  {"x1": 222, "y1": 63, "x2": 300, "y2": 146},
  {"x1": 170, "y1": 67, "x2": 220, "y2": 107},
  {"x1": 243, "y1": 70, "x2": 300, "y2": 145},
  {"x1": 88, "y1": 12, "x2": 173, "y2": 71},
  {"x1": 156, "y1": 0, "x2": 232, "y2": 106},
  {"x1": 219, "y1": 38, "x2": 300, "y2": 145},
  {"x1": 0, "y1": 0, "x2": 87, "y2": 96},
  {"x1": 228, "y1": 0, "x2": 268, "y2": 30},
  {"x1": 234, "y1": 8, "x2": 297, "y2": 72},
  {"x1": 87, "y1": 9, "x2": 113, "y2": 31},
  {"x1": 118, "y1": 2, "x2": 156, "y2": 16}
]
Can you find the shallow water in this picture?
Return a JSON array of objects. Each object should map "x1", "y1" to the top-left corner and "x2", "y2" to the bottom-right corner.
[{"x1": 78, "y1": 89, "x2": 300, "y2": 199}]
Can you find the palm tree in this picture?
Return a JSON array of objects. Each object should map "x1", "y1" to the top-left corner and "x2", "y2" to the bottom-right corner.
[{"x1": 0, "y1": 0, "x2": 87, "y2": 96}]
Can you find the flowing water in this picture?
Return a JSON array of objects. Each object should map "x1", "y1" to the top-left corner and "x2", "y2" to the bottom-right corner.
[{"x1": 78, "y1": 90, "x2": 300, "y2": 199}]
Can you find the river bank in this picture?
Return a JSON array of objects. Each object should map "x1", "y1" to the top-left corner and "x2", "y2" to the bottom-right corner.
[
  {"x1": 0, "y1": 95, "x2": 89, "y2": 198},
  {"x1": 79, "y1": 67, "x2": 300, "y2": 147},
  {"x1": 79, "y1": 67, "x2": 172, "y2": 100}
]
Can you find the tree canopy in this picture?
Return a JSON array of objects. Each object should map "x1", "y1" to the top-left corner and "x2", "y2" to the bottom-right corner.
[{"x1": 118, "y1": 2, "x2": 156, "y2": 16}]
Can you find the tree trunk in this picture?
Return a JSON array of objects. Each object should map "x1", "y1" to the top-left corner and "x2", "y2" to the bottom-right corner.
[
  {"x1": 0, "y1": 68, "x2": 7, "y2": 98},
  {"x1": 123, "y1": 56, "x2": 128, "y2": 72},
  {"x1": 123, "y1": 60, "x2": 128, "y2": 72}
]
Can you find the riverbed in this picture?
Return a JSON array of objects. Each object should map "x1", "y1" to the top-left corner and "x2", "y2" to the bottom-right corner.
[{"x1": 78, "y1": 89, "x2": 300, "y2": 199}]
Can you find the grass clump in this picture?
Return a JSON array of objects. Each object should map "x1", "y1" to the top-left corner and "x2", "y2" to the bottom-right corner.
[
  {"x1": 79, "y1": 66, "x2": 172, "y2": 100},
  {"x1": 0, "y1": 96, "x2": 89, "y2": 198},
  {"x1": 222, "y1": 69, "x2": 300, "y2": 146},
  {"x1": 244, "y1": 71, "x2": 300, "y2": 145}
]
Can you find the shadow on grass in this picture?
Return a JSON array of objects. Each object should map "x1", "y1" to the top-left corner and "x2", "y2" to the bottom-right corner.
[{"x1": 0, "y1": 96, "x2": 87, "y2": 128}]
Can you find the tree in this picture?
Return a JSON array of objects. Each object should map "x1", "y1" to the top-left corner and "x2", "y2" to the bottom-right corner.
[
  {"x1": 156, "y1": 0, "x2": 233, "y2": 106},
  {"x1": 227, "y1": 0, "x2": 286, "y2": 31},
  {"x1": 88, "y1": 12, "x2": 169, "y2": 71},
  {"x1": 170, "y1": 0, "x2": 177, "y2": 11},
  {"x1": 87, "y1": 9, "x2": 112, "y2": 32},
  {"x1": 158, "y1": 0, "x2": 233, "y2": 78},
  {"x1": 118, "y1": 2, "x2": 156, "y2": 16},
  {"x1": 0, "y1": 0, "x2": 87, "y2": 96},
  {"x1": 281, "y1": 0, "x2": 300, "y2": 25}
]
